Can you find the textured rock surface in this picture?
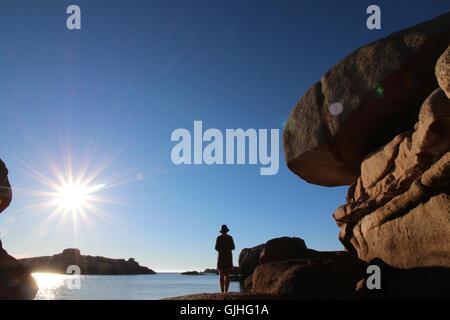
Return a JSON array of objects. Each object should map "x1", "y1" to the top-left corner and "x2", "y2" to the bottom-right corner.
[
  {"x1": 282, "y1": 13, "x2": 450, "y2": 298},
  {"x1": 239, "y1": 237, "x2": 307, "y2": 279},
  {"x1": 334, "y1": 87, "x2": 450, "y2": 268},
  {"x1": 19, "y1": 248, "x2": 156, "y2": 275},
  {"x1": 283, "y1": 12, "x2": 450, "y2": 186},
  {"x1": 252, "y1": 251, "x2": 366, "y2": 299},
  {"x1": 436, "y1": 45, "x2": 450, "y2": 98}
]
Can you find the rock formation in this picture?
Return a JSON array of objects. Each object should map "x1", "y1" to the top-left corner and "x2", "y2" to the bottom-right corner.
[
  {"x1": 238, "y1": 244, "x2": 265, "y2": 279},
  {"x1": 0, "y1": 159, "x2": 38, "y2": 300},
  {"x1": 283, "y1": 12, "x2": 450, "y2": 297},
  {"x1": 239, "y1": 237, "x2": 307, "y2": 280},
  {"x1": 252, "y1": 251, "x2": 366, "y2": 299},
  {"x1": 284, "y1": 12, "x2": 450, "y2": 186},
  {"x1": 19, "y1": 248, "x2": 156, "y2": 275},
  {"x1": 0, "y1": 242, "x2": 38, "y2": 300},
  {"x1": 239, "y1": 237, "x2": 366, "y2": 299}
]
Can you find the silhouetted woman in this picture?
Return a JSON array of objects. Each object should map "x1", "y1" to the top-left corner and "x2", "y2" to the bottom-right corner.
[{"x1": 215, "y1": 224, "x2": 235, "y2": 293}]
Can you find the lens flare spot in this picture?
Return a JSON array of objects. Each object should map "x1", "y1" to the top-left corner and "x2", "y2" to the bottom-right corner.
[{"x1": 328, "y1": 102, "x2": 344, "y2": 116}]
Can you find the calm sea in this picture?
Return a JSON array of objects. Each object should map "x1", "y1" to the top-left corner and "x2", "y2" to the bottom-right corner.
[{"x1": 32, "y1": 273, "x2": 242, "y2": 300}]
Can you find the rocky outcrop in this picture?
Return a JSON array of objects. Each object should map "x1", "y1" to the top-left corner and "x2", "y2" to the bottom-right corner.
[
  {"x1": 239, "y1": 237, "x2": 368, "y2": 298},
  {"x1": 238, "y1": 240, "x2": 368, "y2": 299},
  {"x1": 0, "y1": 159, "x2": 38, "y2": 300},
  {"x1": 0, "y1": 242, "x2": 38, "y2": 300},
  {"x1": 238, "y1": 244, "x2": 265, "y2": 279},
  {"x1": 284, "y1": 12, "x2": 450, "y2": 271},
  {"x1": 239, "y1": 237, "x2": 307, "y2": 279},
  {"x1": 283, "y1": 12, "x2": 450, "y2": 186},
  {"x1": 282, "y1": 13, "x2": 450, "y2": 298},
  {"x1": 334, "y1": 86, "x2": 450, "y2": 268},
  {"x1": 203, "y1": 268, "x2": 219, "y2": 274},
  {"x1": 260, "y1": 237, "x2": 307, "y2": 264},
  {"x1": 19, "y1": 248, "x2": 156, "y2": 275},
  {"x1": 252, "y1": 251, "x2": 366, "y2": 299}
]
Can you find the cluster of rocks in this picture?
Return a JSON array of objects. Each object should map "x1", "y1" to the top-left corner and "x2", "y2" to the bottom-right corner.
[
  {"x1": 18, "y1": 248, "x2": 156, "y2": 275},
  {"x1": 239, "y1": 237, "x2": 367, "y2": 299}
]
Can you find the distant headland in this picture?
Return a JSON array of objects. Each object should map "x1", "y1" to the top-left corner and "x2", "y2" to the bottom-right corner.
[{"x1": 18, "y1": 248, "x2": 156, "y2": 275}]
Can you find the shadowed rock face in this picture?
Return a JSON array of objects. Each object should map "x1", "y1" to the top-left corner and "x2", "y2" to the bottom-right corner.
[
  {"x1": 0, "y1": 159, "x2": 38, "y2": 300},
  {"x1": 356, "y1": 258, "x2": 450, "y2": 299},
  {"x1": 283, "y1": 12, "x2": 450, "y2": 186},
  {"x1": 239, "y1": 237, "x2": 307, "y2": 280},
  {"x1": 19, "y1": 248, "x2": 156, "y2": 275},
  {"x1": 252, "y1": 252, "x2": 366, "y2": 299},
  {"x1": 239, "y1": 244, "x2": 265, "y2": 279},
  {"x1": 0, "y1": 242, "x2": 38, "y2": 300}
]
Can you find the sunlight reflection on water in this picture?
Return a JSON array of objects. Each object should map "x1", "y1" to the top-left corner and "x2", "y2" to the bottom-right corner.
[
  {"x1": 32, "y1": 273, "x2": 75, "y2": 300},
  {"x1": 31, "y1": 273, "x2": 241, "y2": 300}
]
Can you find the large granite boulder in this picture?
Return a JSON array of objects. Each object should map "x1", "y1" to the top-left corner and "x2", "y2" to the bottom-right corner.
[
  {"x1": 252, "y1": 251, "x2": 366, "y2": 299},
  {"x1": 283, "y1": 11, "x2": 450, "y2": 274},
  {"x1": 259, "y1": 237, "x2": 307, "y2": 264},
  {"x1": 283, "y1": 12, "x2": 450, "y2": 186},
  {"x1": 239, "y1": 237, "x2": 307, "y2": 279},
  {"x1": 436, "y1": 45, "x2": 450, "y2": 98}
]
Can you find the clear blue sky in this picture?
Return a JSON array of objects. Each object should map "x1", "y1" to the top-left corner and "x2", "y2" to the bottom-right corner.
[{"x1": 0, "y1": 0, "x2": 448, "y2": 271}]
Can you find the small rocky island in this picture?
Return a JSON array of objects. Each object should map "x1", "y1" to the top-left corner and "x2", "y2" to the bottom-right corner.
[{"x1": 19, "y1": 248, "x2": 156, "y2": 275}]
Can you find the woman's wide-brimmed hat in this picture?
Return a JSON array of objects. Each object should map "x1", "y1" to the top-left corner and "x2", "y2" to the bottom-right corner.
[{"x1": 220, "y1": 224, "x2": 230, "y2": 233}]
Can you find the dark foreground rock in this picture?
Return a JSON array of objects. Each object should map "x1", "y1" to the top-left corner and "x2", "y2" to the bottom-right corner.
[
  {"x1": 239, "y1": 237, "x2": 307, "y2": 279},
  {"x1": 356, "y1": 258, "x2": 450, "y2": 299},
  {"x1": 0, "y1": 242, "x2": 38, "y2": 300},
  {"x1": 238, "y1": 244, "x2": 265, "y2": 279},
  {"x1": 19, "y1": 248, "x2": 156, "y2": 275},
  {"x1": 260, "y1": 237, "x2": 307, "y2": 264},
  {"x1": 0, "y1": 159, "x2": 37, "y2": 299},
  {"x1": 252, "y1": 251, "x2": 366, "y2": 299}
]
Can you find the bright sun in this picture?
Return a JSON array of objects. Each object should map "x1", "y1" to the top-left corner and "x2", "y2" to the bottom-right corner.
[
  {"x1": 51, "y1": 181, "x2": 105, "y2": 214},
  {"x1": 16, "y1": 150, "x2": 120, "y2": 235},
  {"x1": 54, "y1": 183, "x2": 90, "y2": 211}
]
